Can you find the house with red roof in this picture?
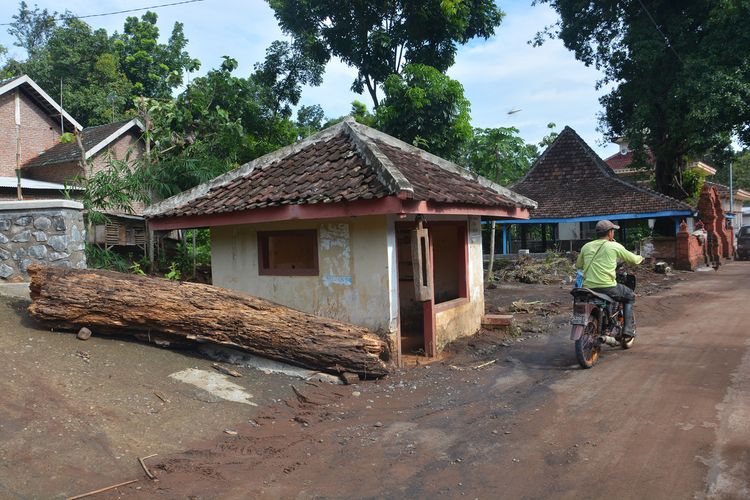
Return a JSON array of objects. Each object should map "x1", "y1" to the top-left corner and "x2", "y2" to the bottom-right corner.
[
  {"x1": 145, "y1": 117, "x2": 537, "y2": 362},
  {"x1": 506, "y1": 126, "x2": 693, "y2": 258}
]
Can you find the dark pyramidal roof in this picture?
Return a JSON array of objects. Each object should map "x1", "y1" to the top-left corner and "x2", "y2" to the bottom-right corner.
[{"x1": 511, "y1": 126, "x2": 692, "y2": 219}]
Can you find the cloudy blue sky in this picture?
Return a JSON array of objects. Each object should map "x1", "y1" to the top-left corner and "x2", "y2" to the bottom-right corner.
[{"x1": 0, "y1": 0, "x2": 619, "y2": 158}]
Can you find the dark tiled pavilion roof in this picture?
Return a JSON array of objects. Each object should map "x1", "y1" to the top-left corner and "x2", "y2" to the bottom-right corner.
[
  {"x1": 511, "y1": 126, "x2": 692, "y2": 219},
  {"x1": 24, "y1": 119, "x2": 142, "y2": 168},
  {"x1": 145, "y1": 118, "x2": 536, "y2": 220}
]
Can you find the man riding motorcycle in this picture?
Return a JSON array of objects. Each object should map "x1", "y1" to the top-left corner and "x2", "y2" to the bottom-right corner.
[{"x1": 576, "y1": 220, "x2": 644, "y2": 338}]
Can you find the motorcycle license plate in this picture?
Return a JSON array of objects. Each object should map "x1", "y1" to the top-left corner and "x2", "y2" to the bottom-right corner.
[{"x1": 570, "y1": 313, "x2": 588, "y2": 325}]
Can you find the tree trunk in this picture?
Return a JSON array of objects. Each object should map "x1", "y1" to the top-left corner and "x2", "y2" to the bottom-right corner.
[{"x1": 26, "y1": 266, "x2": 390, "y2": 379}]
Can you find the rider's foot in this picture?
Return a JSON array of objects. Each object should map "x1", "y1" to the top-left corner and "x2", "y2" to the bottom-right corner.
[{"x1": 624, "y1": 330, "x2": 637, "y2": 338}]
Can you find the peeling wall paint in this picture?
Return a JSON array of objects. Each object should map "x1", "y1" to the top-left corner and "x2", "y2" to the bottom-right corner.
[{"x1": 211, "y1": 216, "x2": 393, "y2": 335}]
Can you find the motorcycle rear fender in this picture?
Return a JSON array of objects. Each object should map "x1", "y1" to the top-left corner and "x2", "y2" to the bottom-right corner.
[{"x1": 570, "y1": 302, "x2": 596, "y2": 340}]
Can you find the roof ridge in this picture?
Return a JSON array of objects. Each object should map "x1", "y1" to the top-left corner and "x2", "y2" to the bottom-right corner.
[
  {"x1": 342, "y1": 118, "x2": 413, "y2": 198},
  {"x1": 347, "y1": 119, "x2": 536, "y2": 209},
  {"x1": 144, "y1": 121, "x2": 349, "y2": 218}
]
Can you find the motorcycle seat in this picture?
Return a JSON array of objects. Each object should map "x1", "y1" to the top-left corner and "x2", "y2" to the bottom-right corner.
[{"x1": 570, "y1": 287, "x2": 616, "y2": 303}]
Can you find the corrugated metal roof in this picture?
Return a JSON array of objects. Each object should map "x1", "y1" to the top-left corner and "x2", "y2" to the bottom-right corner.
[{"x1": 0, "y1": 176, "x2": 82, "y2": 190}]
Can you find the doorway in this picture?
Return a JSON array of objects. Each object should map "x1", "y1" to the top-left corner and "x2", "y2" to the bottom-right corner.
[{"x1": 395, "y1": 220, "x2": 468, "y2": 358}]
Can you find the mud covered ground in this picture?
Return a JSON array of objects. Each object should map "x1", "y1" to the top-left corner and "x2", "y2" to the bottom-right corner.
[{"x1": 4, "y1": 262, "x2": 747, "y2": 499}]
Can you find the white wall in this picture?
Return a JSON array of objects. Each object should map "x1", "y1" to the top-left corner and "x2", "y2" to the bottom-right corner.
[{"x1": 211, "y1": 216, "x2": 394, "y2": 335}]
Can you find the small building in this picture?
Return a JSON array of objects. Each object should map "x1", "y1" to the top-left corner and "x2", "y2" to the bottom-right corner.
[
  {"x1": 145, "y1": 118, "x2": 536, "y2": 362},
  {"x1": 504, "y1": 126, "x2": 693, "y2": 258}
]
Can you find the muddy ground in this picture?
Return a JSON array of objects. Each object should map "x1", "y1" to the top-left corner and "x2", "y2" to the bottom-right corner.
[{"x1": 2, "y1": 263, "x2": 747, "y2": 499}]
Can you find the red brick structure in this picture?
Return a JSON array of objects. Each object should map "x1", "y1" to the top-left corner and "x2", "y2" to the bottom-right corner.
[
  {"x1": 675, "y1": 221, "x2": 705, "y2": 270},
  {"x1": 697, "y1": 185, "x2": 733, "y2": 260}
]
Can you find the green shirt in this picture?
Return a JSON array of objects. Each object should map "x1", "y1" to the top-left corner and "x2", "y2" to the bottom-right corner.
[{"x1": 576, "y1": 239, "x2": 644, "y2": 288}]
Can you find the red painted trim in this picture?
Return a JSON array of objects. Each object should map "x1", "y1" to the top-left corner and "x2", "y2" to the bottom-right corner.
[
  {"x1": 257, "y1": 229, "x2": 319, "y2": 276},
  {"x1": 148, "y1": 197, "x2": 529, "y2": 231}
]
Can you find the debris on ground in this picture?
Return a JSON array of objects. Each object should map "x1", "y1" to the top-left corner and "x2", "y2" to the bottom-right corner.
[
  {"x1": 509, "y1": 300, "x2": 561, "y2": 316},
  {"x1": 491, "y1": 254, "x2": 575, "y2": 285}
]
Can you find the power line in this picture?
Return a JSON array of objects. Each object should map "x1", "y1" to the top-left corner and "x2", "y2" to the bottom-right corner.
[
  {"x1": 0, "y1": 0, "x2": 206, "y2": 26},
  {"x1": 636, "y1": 0, "x2": 683, "y2": 63}
]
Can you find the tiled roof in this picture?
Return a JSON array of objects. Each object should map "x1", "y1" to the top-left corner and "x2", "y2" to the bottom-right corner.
[
  {"x1": 24, "y1": 120, "x2": 141, "y2": 168},
  {"x1": 511, "y1": 126, "x2": 692, "y2": 219},
  {"x1": 145, "y1": 119, "x2": 536, "y2": 219}
]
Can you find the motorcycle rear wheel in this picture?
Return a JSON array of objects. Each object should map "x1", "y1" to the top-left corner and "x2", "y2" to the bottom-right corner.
[{"x1": 575, "y1": 315, "x2": 600, "y2": 368}]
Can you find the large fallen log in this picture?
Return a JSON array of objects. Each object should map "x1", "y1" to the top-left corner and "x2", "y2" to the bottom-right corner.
[{"x1": 26, "y1": 265, "x2": 390, "y2": 378}]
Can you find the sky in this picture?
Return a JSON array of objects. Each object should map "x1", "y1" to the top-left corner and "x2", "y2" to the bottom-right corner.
[{"x1": 0, "y1": 0, "x2": 619, "y2": 159}]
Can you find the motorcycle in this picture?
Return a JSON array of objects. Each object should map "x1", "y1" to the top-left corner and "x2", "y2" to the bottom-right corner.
[{"x1": 569, "y1": 267, "x2": 637, "y2": 368}]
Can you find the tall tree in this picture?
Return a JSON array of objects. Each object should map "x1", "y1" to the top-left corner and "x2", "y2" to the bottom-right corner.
[
  {"x1": 461, "y1": 126, "x2": 538, "y2": 185},
  {"x1": 8, "y1": 1, "x2": 62, "y2": 56},
  {"x1": 6, "y1": 17, "x2": 133, "y2": 125},
  {"x1": 535, "y1": 0, "x2": 750, "y2": 199},
  {"x1": 251, "y1": 40, "x2": 325, "y2": 119},
  {"x1": 376, "y1": 64, "x2": 471, "y2": 160},
  {"x1": 266, "y1": 0, "x2": 504, "y2": 108},
  {"x1": 112, "y1": 11, "x2": 200, "y2": 99}
]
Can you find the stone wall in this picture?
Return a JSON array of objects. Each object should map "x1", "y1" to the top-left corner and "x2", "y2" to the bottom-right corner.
[{"x1": 0, "y1": 200, "x2": 86, "y2": 282}]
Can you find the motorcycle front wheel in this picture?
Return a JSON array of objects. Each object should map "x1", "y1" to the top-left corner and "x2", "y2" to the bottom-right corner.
[{"x1": 575, "y1": 315, "x2": 600, "y2": 369}]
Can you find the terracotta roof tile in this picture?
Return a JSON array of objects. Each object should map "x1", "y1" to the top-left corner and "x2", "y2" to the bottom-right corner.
[{"x1": 149, "y1": 120, "x2": 536, "y2": 219}]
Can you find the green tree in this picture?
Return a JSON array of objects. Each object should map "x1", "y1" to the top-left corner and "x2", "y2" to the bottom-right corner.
[
  {"x1": 111, "y1": 11, "x2": 200, "y2": 99},
  {"x1": 535, "y1": 0, "x2": 750, "y2": 200},
  {"x1": 251, "y1": 40, "x2": 325, "y2": 119},
  {"x1": 5, "y1": 17, "x2": 133, "y2": 125},
  {"x1": 296, "y1": 104, "x2": 325, "y2": 138},
  {"x1": 376, "y1": 64, "x2": 471, "y2": 159},
  {"x1": 461, "y1": 126, "x2": 538, "y2": 185},
  {"x1": 266, "y1": 0, "x2": 504, "y2": 107},
  {"x1": 8, "y1": 1, "x2": 62, "y2": 55},
  {"x1": 714, "y1": 150, "x2": 750, "y2": 193}
]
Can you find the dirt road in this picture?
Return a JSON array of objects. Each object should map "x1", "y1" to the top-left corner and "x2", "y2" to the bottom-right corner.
[{"x1": 105, "y1": 262, "x2": 749, "y2": 500}]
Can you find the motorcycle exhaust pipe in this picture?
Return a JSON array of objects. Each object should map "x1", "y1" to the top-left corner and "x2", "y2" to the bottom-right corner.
[{"x1": 598, "y1": 335, "x2": 619, "y2": 347}]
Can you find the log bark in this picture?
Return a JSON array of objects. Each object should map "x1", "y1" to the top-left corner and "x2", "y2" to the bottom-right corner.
[{"x1": 27, "y1": 265, "x2": 390, "y2": 378}]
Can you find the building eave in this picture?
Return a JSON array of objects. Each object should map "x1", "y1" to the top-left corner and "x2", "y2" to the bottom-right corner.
[
  {"x1": 500, "y1": 210, "x2": 695, "y2": 225},
  {"x1": 147, "y1": 196, "x2": 530, "y2": 231}
]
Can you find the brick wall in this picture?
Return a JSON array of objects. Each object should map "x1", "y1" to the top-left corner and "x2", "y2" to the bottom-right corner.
[
  {"x1": 675, "y1": 222, "x2": 704, "y2": 270},
  {"x1": 0, "y1": 90, "x2": 62, "y2": 177}
]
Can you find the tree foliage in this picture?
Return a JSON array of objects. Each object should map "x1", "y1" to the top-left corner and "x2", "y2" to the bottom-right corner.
[
  {"x1": 267, "y1": 0, "x2": 504, "y2": 107},
  {"x1": 112, "y1": 12, "x2": 200, "y2": 99},
  {"x1": 8, "y1": 1, "x2": 61, "y2": 55},
  {"x1": 535, "y1": 0, "x2": 750, "y2": 200},
  {"x1": 376, "y1": 64, "x2": 471, "y2": 160},
  {"x1": 460, "y1": 126, "x2": 539, "y2": 185},
  {"x1": 3, "y1": 7, "x2": 198, "y2": 125}
]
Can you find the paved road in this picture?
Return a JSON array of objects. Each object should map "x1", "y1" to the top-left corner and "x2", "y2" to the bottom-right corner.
[{"x1": 116, "y1": 262, "x2": 750, "y2": 499}]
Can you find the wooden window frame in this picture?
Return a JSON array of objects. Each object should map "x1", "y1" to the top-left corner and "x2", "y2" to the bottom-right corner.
[{"x1": 257, "y1": 229, "x2": 319, "y2": 276}]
